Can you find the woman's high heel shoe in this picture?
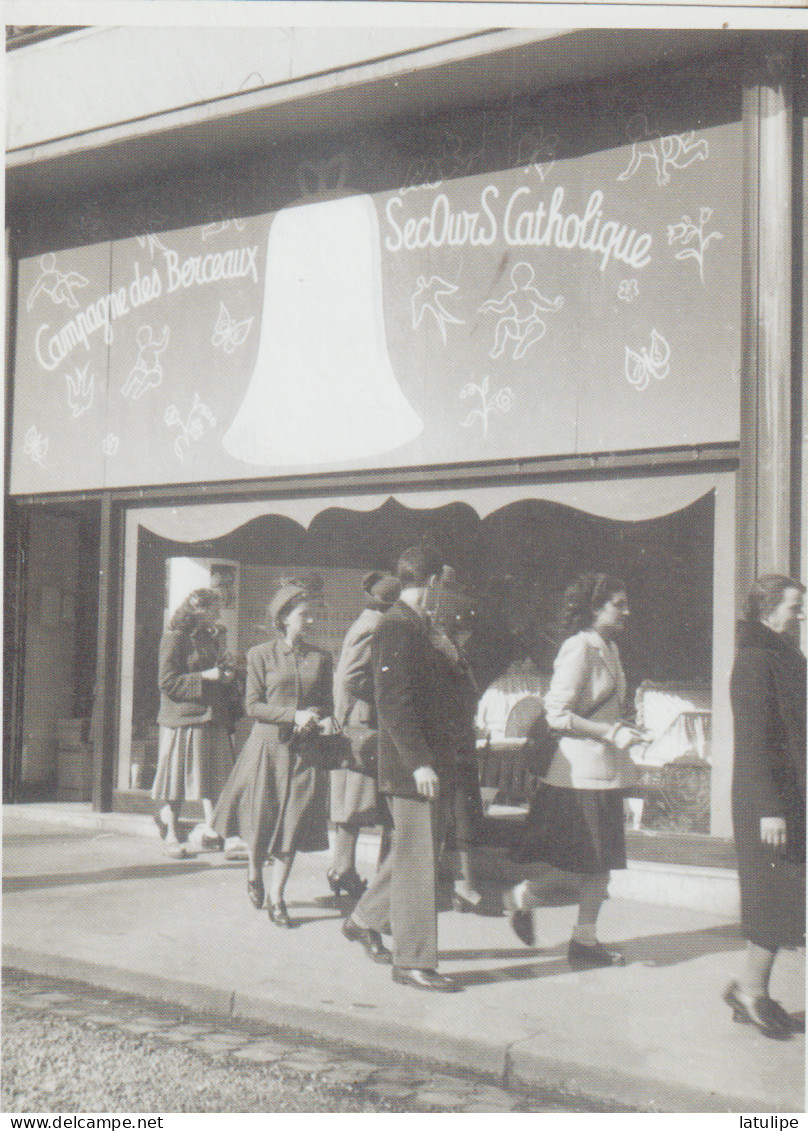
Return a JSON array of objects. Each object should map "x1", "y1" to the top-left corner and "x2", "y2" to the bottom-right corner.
[
  {"x1": 268, "y1": 901, "x2": 292, "y2": 928},
  {"x1": 451, "y1": 890, "x2": 483, "y2": 913},
  {"x1": 327, "y1": 867, "x2": 367, "y2": 901},
  {"x1": 247, "y1": 876, "x2": 265, "y2": 910},
  {"x1": 723, "y1": 982, "x2": 791, "y2": 1039}
]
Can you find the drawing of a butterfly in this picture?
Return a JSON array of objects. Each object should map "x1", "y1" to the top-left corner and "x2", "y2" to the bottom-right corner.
[
  {"x1": 625, "y1": 329, "x2": 671, "y2": 392},
  {"x1": 211, "y1": 302, "x2": 254, "y2": 354}
]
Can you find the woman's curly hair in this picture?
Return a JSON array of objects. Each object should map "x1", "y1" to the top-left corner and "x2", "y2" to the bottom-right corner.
[
  {"x1": 167, "y1": 587, "x2": 222, "y2": 632},
  {"x1": 556, "y1": 572, "x2": 627, "y2": 637}
]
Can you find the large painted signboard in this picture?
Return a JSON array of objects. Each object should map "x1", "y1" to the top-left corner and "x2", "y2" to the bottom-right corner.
[{"x1": 10, "y1": 115, "x2": 740, "y2": 494}]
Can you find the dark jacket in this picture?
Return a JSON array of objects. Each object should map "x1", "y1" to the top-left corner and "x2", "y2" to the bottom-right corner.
[
  {"x1": 730, "y1": 618, "x2": 806, "y2": 860},
  {"x1": 156, "y1": 624, "x2": 229, "y2": 728},
  {"x1": 372, "y1": 599, "x2": 442, "y2": 799},
  {"x1": 429, "y1": 634, "x2": 479, "y2": 767}
]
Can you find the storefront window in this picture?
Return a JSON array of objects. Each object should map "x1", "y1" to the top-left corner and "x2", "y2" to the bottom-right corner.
[{"x1": 118, "y1": 476, "x2": 727, "y2": 836}]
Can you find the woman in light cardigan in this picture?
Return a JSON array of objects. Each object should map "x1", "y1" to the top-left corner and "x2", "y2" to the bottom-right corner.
[{"x1": 505, "y1": 572, "x2": 647, "y2": 968}]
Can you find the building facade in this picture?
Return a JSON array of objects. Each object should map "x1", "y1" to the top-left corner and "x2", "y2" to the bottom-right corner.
[{"x1": 5, "y1": 25, "x2": 806, "y2": 864}]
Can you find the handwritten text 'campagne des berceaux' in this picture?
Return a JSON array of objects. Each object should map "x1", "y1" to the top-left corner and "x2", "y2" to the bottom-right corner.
[
  {"x1": 384, "y1": 184, "x2": 653, "y2": 274},
  {"x1": 34, "y1": 244, "x2": 259, "y2": 372}
]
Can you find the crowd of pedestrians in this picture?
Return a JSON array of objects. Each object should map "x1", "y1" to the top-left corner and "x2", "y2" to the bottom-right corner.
[{"x1": 151, "y1": 548, "x2": 805, "y2": 1029}]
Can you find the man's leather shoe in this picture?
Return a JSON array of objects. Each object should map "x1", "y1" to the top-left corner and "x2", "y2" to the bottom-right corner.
[
  {"x1": 567, "y1": 939, "x2": 624, "y2": 970},
  {"x1": 503, "y1": 889, "x2": 534, "y2": 946},
  {"x1": 392, "y1": 967, "x2": 461, "y2": 993},
  {"x1": 342, "y1": 917, "x2": 392, "y2": 964}
]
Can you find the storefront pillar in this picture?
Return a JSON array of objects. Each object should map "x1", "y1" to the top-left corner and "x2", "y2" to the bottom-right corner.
[
  {"x1": 710, "y1": 476, "x2": 737, "y2": 839},
  {"x1": 91, "y1": 494, "x2": 123, "y2": 811},
  {"x1": 739, "y1": 40, "x2": 795, "y2": 586}
]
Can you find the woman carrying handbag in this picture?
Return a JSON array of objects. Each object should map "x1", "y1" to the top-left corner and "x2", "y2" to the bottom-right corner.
[
  {"x1": 504, "y1": 572, "x2": 648, "y2": 968},
  {"x1": 213, "y1": 581, "x2": 334, "y2": 927}
]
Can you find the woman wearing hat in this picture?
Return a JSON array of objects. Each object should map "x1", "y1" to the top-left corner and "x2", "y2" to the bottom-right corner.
[
  {"x1": 213, "y1": 581, "x2": 334, "y2": 926},
  {"x1": 327, "y1": 571, "x2": 399, "y2": 901},
  {"x1": 428, "y1": 583, "x2": 484, "y2": 912}
]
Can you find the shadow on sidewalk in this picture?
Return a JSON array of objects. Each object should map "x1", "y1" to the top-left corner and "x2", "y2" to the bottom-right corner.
[
  {"x1": 3, "y1": 862, "x2": 214, "y2": 891},
  {"x1": 441, "y1": 925, "x2": 745, "y2": 987},
  {"x1": 621, "y1": 923, "x2": 743, "y2": 966}
]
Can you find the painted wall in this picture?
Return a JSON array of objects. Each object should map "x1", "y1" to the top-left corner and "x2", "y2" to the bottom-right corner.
[{"x1": 10, "y1": 84, "x2": 742, "y2": 493}]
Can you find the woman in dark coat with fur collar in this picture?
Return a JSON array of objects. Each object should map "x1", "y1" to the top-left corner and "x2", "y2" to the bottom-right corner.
[{"x1": 726, "y1": 574, "x2": 806, "y2": 1039}]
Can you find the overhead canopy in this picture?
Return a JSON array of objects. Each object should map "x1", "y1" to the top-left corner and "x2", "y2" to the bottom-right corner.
[{"x1": 128, "y1": 472, "x2": 720, "y2": 544}]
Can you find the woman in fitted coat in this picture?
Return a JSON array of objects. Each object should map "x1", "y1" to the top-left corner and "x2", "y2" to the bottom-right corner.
[{"x1": 213, "y1": 582, "x2": 333, "y2": 927}]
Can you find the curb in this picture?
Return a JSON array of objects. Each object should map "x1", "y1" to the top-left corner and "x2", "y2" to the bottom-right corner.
[{"x1": 2, "y1": 943, "x2": 771, "y2": 1113}]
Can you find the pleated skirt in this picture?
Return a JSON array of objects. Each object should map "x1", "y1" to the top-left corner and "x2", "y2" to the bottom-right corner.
[
  {"x1": 151, "y1": 723, "x2": 234, "y2": 803},
  {"x1": 212, "y1": 722, "x2": 329, "y2": 857}
]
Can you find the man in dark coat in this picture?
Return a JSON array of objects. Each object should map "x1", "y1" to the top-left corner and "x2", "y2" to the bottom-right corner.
[{"x1": 342, "y1": 546, "x2": 460, "y2": 992}]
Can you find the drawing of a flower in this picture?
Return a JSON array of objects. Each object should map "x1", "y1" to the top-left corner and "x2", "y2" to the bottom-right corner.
[
  {"x1": 460, "y1": 376, "x2": 514, "y2": 438},
  {"x1": 23, "y1": 425, "x2": 49, "y2": 467},
  {"x1": 164, "y1": 394, "x2": 216, "y2": 461},
  {"x1": 101, "y1": 433, "x2": 120, "y2": 457}
]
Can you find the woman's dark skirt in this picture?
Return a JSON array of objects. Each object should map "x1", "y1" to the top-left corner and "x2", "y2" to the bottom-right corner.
[{"x1": 511, "y1": 783, "x2": 627, "y2": 874}]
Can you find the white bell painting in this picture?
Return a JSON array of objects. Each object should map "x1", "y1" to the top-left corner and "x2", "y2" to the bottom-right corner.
[{"x1": 221, "y1": 195, "x2": 423, "y2": 466}]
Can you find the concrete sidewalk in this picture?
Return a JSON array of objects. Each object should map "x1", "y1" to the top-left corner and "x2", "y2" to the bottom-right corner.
[{"x1": 2, "y1": 804, "x2": 804, "y2": 1113}]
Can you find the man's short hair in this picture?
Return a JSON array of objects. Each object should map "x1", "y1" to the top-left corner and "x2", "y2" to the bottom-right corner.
[{"x1": 396, "y1": 546, "x2": 444, "y2": 588}]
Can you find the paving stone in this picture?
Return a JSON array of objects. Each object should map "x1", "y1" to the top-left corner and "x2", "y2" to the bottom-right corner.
[
  {"x1": 370, "y1": 1066, "x2": 428, "y2": 1087},
  {"x1": 231, "y1": 1039, "x2": 290, "y2": 1063},
  {"x1": 127, "y1": 1012, "x2": 180, "y2": 1029},
  {"x1": 364, "y1": 1082, "x2": 417, "y2": 1100},
  {"x1": 279, "y1": 1052, "x2": 337, "y2": 1075},
  {"x1": 153, "y1": 1022, "x2": 214, "y2": 1043},
  {"x1": 116, "y1": 1019, "x2": 168, "y2": 1035},
  {"x1": 411, "y1": 1087, "x2": 474, "y2": 1109},
  {"x1": 82, "y1": 1011, "x2": 122, "y2": 1027},
  {"x1": 51, "y1": 1003, "x2": 92, "y2": 1017},
  {"x1": 321, "y1": 1060, "x2": 377, "y2": 1085},
  {"x1": 191, "y1": 1034, "x2": 251, "y2": 1056},
  {"x1": 461, "y1": 1088, "x2": 521, "y2": 1111},
  {"x1": 25, "y1": 991, "x2": 75, "y2": 1005}
]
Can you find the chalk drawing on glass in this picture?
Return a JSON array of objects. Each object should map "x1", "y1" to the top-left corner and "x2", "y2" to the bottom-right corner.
[
  {"x1": 618, "y1": 279, "x2": 640, "y2": 303},
  {"x1": 101, "y1": 433, "x2": 120, "y2": 457},
  {"x1": 617, "y1": 114, "x2": 709, "y2": 186},
  {"x1": 398, "y1": 128, "x2": 482, "y2": 193},
  {"x1": 23, "y1": 425, "x2": 49, "y2": 467},
  {"x1": 625, "y1": 329, "x2": 671, "y2": 392},
  {"x1": 201, "y1": 219, "x2": 247, "y2": 241},
  {"x1": 222, "y1": 194, "x2": 423, "y2": 466},
  {"x1": 64, "y1": 363, "x2": 95, "y2": 418},
  {"x1": 296, "y1": 153, "x2": 350, "y2": 198},
  {"x1": 478, "y1": 262, "x2": 564, "y2": 361},
  {"x1": 517, "y1": 125, "x2": 559, "y2": 181},
  {"x1": 165, "y1": 395, "x2": 216, "y2": 462},
  {"x1": 460, "y1": 376, "x2": 514, "y2": 439},
  {"x1": 211, "y1": 302, "x2": 254, "y2": 354},
  {"x1": 411, "y1": 276, "x2": 465, "y2": 344},
  {"x1": 136, "y1": 232, "x2": 170, "y2": 258},
  {"x1": 121, "y1": 325, "x2": 170, "y2": 400},
  {"x1": 666, "y1": 208, "x2": 724, "y2": 284},
  {"x1": 26, "y1": 253, "x2": 89, "y2": 312}
]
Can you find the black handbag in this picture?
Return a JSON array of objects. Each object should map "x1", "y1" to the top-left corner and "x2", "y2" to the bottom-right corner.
[
  {"x1": 336, "y1": 723, "x2": 379, "y2": 778},
  {"x1": 503, "y1": 697, "x2": 559, "y2": 778}
]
